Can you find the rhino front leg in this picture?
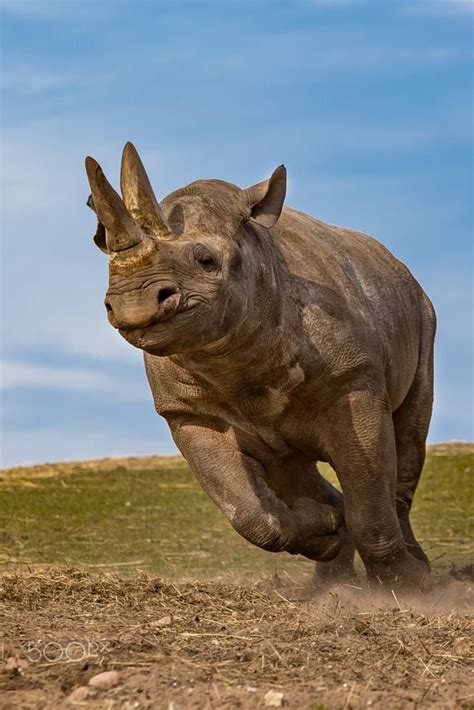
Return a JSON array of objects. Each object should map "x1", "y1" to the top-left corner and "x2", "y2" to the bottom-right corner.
[
  {"x1": 298, "y1": 465, "x2": 356, "y2": 583},
  {"x1": 317, "y1": 388, "x2": 432, "y2": 592},
  {"x1": 265, "y1": 459, "x2": 356, "y2": 583},
  {"x1": 169, "y1": 415, "x2": 343, "y2": 561}
]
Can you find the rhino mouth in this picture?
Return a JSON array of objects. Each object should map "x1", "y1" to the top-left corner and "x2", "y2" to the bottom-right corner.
[{"x1": 118, "y1": 300, "x2": 201, "y2": 346}]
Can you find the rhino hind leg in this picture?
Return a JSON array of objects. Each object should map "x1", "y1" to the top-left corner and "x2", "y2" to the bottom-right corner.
[
  {"x1": 301, "y1": 467, "x2": 356, "y2": 583},
  {"x1": 393, "y1": 301, "x2": 435, "y2": 568},
  {"x1": 317, "y1": 389, "x2": 433, "y2": 592},
  {"x1": 264, "y1": 459, "x2": 355, "y2": 574}
]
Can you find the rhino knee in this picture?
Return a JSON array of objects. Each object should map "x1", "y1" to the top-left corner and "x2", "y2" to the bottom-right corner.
[{"x1": 231, "y1": 510, "x2": 292, "y2": 553}]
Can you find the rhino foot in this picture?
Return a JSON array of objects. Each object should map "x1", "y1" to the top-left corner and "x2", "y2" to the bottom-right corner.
[
  {"x1": 286, "y1": 496, "x2": 346, "y2": 561},
  {"x1": 365, "y1": 553, "x2": 433, "y2": 594}
]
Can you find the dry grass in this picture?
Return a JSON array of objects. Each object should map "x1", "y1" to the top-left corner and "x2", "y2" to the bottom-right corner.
[
  {"x1": 1, "y1": 446, "x2": 472, "y2": 707},
  {"x1": 0, "y1": 567, "x2": 472, "y2": 709}
]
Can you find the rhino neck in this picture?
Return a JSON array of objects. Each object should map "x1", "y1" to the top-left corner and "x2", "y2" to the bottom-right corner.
[{"x1": 171, "y1": 274, "x2": 300, "y2": 390}]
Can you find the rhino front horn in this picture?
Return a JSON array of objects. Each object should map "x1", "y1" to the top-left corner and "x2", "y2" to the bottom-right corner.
[
  {"x1": 85, "y1": 156, "x2": 144, "y2": 252},
  {"x1": 120, "y1": 142, "x2": 175, "y2": 240}
]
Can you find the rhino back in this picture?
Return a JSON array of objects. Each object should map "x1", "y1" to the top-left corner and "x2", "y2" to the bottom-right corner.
[{"x1": 273, "y1": 207, "x2": 426, "y2": 409}]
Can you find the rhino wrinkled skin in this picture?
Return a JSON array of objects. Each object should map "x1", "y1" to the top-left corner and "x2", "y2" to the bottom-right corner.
[{"x1": 86, "y1": 143, "x2": 436, "y2": 590}]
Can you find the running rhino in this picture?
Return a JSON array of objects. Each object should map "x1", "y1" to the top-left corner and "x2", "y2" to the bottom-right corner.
[{"x1": 85, "y1": 143, "x2": 435, "y2": 590}]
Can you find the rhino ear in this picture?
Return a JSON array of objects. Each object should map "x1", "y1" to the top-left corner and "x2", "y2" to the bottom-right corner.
[
  {"x1": 86, "y1": 194, "x2": 108, "y2": 254},
  {"x1": 245, "y1": 165, "x2": 287, "y2": 228}
]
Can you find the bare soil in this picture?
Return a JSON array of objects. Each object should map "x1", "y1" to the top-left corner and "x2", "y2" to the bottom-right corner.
[{"x1": 0, "y1": 567, "x2": 472, "y2": 709}]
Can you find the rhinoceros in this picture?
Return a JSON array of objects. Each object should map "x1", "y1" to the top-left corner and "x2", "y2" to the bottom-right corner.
[{"x1": 85, "y1": 142, "x2": 436, "y2": 590}]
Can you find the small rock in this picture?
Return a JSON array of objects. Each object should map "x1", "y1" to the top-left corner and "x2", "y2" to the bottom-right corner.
[
  {"x1": 264, "y1": 689, "x2": 285, "y2": 707},
  {"x1": 5, "y1": 657, "x2": 19, "y2": 671},
  {"x1": 153, "y1": 615, "x2": 172, "y2": 627},
  {"x1": 246, "y1": 686, "x2": 257, "y2": 693},
  {"x1": 5, "y1": 656, "x2": 28, "y2": 673},
  {"x1": 88, "y1": 670, "x2": 120, "y2": 690},
  {"x1": 453, "y1": 636, "x2": 472, "y2": 656},
  {"x1": 67, "y1": 686, "x2": 91, "y2": 703}
]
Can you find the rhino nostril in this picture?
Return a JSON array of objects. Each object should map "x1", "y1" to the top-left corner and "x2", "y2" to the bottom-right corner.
[
  {"x1": 157, "y1": 287, "x2": 177, "y2": 305},
  {"x1": 105, "y1": 301, "x2": 113, "y2": 313}
]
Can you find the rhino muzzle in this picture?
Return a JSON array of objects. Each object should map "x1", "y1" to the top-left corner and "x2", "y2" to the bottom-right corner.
[{"x1": 105, "y1": 281, "x2": 185, "y2": 331}]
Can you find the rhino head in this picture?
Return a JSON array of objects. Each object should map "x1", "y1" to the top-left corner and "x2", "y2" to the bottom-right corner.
[{"x1": 86, "y1": 143, "x2": 287, "y2": 356}]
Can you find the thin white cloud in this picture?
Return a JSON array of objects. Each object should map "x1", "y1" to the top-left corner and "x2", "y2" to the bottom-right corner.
[
  {"x1": 1, "y1": 0, "x2": 65, "y2": 18},
  {"x1": 302, "y1": 0, "x2": 372, "y2": 7},
  {"x1": 0, "y1": 0, "x2": 104, "y2": 20},
  {"x1": 1, "y1": 126, "x2": 79, "y2": 214},
  {"x1": 323, "y1": 45, "x2": 470, "y2": 69},
  {"x1": 136, "y1": 27, "x2": 471, "y2": 81},
  {"x1": 2, "y1": 360, "x2": 110, "y2": 390},
  {"x1": 0, "y1": 121, "x2": 181, "y2": 217},
  {"x1": 404, "y1": 0, "x2": 474, "y2": 17},
  {"x1": 309, "y1": 0, "x2": 473, "y2": 14},
  {"x1": 0, "y1": 361, "x2": 149, "y2": 402},
  {"x1": 1, "y1": 66, "x2": 77, "y2": 94},
  {"x1": 0, "y1": 427, "x2": 178, "y2": 469}
]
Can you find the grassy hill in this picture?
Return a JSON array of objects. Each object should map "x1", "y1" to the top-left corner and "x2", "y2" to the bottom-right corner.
[{"x1": 1, "y1": 444, "x2": 472, "y2": 578}]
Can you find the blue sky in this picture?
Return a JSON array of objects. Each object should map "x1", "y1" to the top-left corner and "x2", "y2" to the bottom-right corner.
[{"x1": 1, "y1": 0, "x2": 472, "y2": 467}]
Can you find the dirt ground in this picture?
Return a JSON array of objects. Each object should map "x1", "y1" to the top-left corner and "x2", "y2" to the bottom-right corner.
[{"x1": 0, "y1": 567, "x2": 472, "y2": 709}]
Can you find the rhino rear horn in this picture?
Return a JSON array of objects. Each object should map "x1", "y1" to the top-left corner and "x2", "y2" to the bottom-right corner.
[
  {"x1": 120, "y1": 142, "x2": 174, "y2": 240},
  {"x1": 86, "y1": 194, "x2": 107, "y2": 253},
  {"x1": 85, "y1": 156, "x2": 143, "y2": 252},
  {"x1": 245, "y1": 165, "x2": 287, "y2": 228}
]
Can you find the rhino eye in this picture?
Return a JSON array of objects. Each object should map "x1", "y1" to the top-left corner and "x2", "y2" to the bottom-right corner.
[
  {"x1": 195, "y1": 249, "x2": 217, "y2": 272},
  {"x1": 199, "y1": 255, "x2": 214, "y2": 268}
]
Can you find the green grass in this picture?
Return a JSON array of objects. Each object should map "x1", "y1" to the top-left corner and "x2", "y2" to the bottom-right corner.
[{"x1": 0, "y1": 448, "x2": 472, "y2": 578}]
